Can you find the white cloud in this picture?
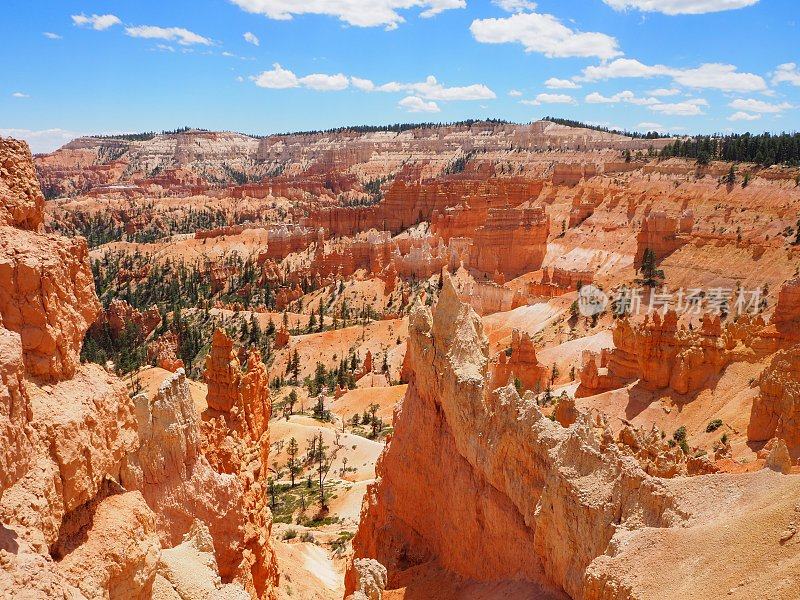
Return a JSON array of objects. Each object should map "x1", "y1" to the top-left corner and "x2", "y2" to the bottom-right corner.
[
  {"x1": 396, "y1": 75, "x2": 495, "y2": 101},
  {"x1": 637, "y1": 121, "x2": 664, "y2": 130},
  {"x1": 125, "y1": 26, "x2": 213, "y2": 46},
  {"x1": 581, "y1": 58, "x2": 665, "y2": 80},
  {"x1": 243, "y1": 31, "x2": 260, "y2": 46},
  {"x1": 0, "y1": 128, "x2": 82, "y2": 154},
  {"x1": 470, "y1": 12, "x2": 621, "y2": 60},
  {"x1": 579, "y1": 59, "x2": 767, "y2": 92},
  {"x1": 545, "y1": 77, "x2": 580, "y2": 89},
  {"x1": 43, "y1": 32, "x2": 62, "y2": 40},
  {"x1": 772, "y1": 63, "x2": 800, "y2": 87},
  {"x1": 729, "y1": 98, "x2": 792, "y2": 113},
  {"x1": 229, "y1": 0, "x2": 465, "y2": 29},
  {"x1": 728, "y1": 111, "x2": 761, "y2": 121},
  {"x1": 649, "y1": 98, "x2": 708, "y2": 116},
  {"x1": 250, "y1": 68, "x2": 494, "y2": 100},
  {"x1": 585, "y1": 90, "x2": 659, "y2": 105},
  {"x1": 299, "y1": 73, "x2": 350, "y2": 91},
  {"x1": 671, "y1": 63, "x2": 766, "y2": 92},
  {"x1": 521, "y1": 93, "x2": 577, "y2": 105},
  {"x1": 493, "y1": 0, "x2": 538, "y2": 12},
  {"x1": 251, "y1": 63, "x2": 300, "y2": 88},
  {"x1": 649, "y1": 87, "x2": 680, "y2": 96},
  {"x1": 155, "y1": 44, "x2": 176, "y2": 52},
  {"x1": 351, "y1": 77, "x2": 376, "y2": 91},
  {"x1": 508, "y1": 89, "x2": 523, "y2": 97},
  {"x1": 602, "y1": 0, "x2": 759, "y2": 15},
  {"x1": 71, "y1": 14, "x2": 121, "y2": 31},
  {"x1": 11, "y1": 92, "x2": 30, "y2": 99},
  {"x1": 398, "y1": 95, "x2": 440, "y2": 112}
]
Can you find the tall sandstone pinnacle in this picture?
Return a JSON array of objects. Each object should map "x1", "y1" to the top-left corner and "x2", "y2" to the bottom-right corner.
[
  {"x1": 347, "y1": 272, "x2": 800, "y2": 599},
  {"x1": 0, "y1": 138, "x2": 278, "y2": 599},
  {"x1": 202, "y1": 329, "x2": 277, "y2": 595}
]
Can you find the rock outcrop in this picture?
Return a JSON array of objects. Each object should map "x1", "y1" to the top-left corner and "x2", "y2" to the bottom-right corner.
[
  {"x1": 347, "y1": 273, "x2": 800, "y2": 599},
  {"x1": 0, "y1": 137, "x2": 278, "y2": 599},
  {"x1": 0, "y1": 137, "x2": 158, "y2": 597},
  {"x1": 201, "y1": 331, "x2": 277, "y2": 597},
  {"x1": 579, "y1": 311, "x2": 757, "y2": 396},
  {"x1": 748, "y1": 347, "x2": 800, "y2": 459},
  {"x1": 348, "y1": 274, "x2": 685, "y2": 599},
  {"x1": 490, "y1": 329, "x2": 548, "y2": 393},
  {"x1": 634, "y1": 210, "x2": 693, "y2": 268},
  {"x1": 0, "y1": 138, "x2": 45, "y2": 230},
  {"x1": 470, "y1": 205, "x2": 549, "y2": 278}
]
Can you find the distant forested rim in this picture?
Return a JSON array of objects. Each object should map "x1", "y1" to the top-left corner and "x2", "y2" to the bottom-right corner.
[
  {"x1": 660, "y1": 132, "x2": 800, "y2": 167},
  {"x1": 542, "y1": 117, "x2": 671, "y2": 140},
  {"x1": 92, "y1": 127, "x2": 209, "y2": 142},
  {"x1": 84, "y1": 120, "x2": 517, "y2": 142},
  {"x1": 261, "y1": 119, "x2": 514, "y2": 137}
]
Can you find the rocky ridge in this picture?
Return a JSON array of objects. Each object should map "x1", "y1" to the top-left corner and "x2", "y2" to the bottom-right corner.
[{"x1": 0, "y1": 137, "x2": 278, "y2": 599}]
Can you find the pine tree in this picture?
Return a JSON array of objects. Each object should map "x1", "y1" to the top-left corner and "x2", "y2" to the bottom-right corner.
[
  {"x1": 286, "y1": 437, "x2": 300, "y2": 487},
  {"x1": 637, "y1": 248, "x2": 665, "y2": 288}
]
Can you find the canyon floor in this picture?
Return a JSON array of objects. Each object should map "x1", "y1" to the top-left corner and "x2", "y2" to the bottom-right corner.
[{"x1": 2, "y1": 120, "x2": 800, "y2": 598}]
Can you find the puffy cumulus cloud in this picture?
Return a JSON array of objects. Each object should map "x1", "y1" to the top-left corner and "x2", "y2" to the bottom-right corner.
[
  {"x1": 243, "y1": 31, "x2": 260, "y2": 45},
  {"x1": 71, "y1": 13, "x2": 121, "y2": 31},
  {"x1": 11, "y1": 92, "x2": 30, "y2": 98},
  {"x1": 649, "y1": 98, "x2": 708, "y2": 116},
  {"x1": 329, "y1": 74, "x2": 494, "y2": 100},
  {"x1": 545, "y1": 77, "x2": 580, "y2": 89},
  {"x1": 772, "y1": 63, "x2": 800, "y2": 87},
  {"x1": 637, "y1": 121, "x2": 664, "y2": 130},
  {"x1": 299, "y1": 73, "x2": 350, "y2": 91},
  {"x1": 0, "y1": 128, "x2": 82, "y2": 154},
  {"x1": 599, "y1": 91, "x2": 710, "y2": 120},
  {"x1": 671, "y1": 63, "x2": 766, "y2": 92},
  {"x1": 229, "y1": 0, "x2": 465, "y2": 29},
  {"x1": 579, "y1": 59, "x2": 767, "y2": 93},
  {"x1": 251, "y1": 67, "x2": 495, "y2": 101},
  {"x1": 399, "y1": 75, "x2": 495, "y2": 101},
  {"x1": 580, "y1": 58, "x2": 666, "y2": 80},
  {"x1": 585, "y1": 90, "x2": 658, "y2": 105},
  {"x1": 493, "y1": 0, "x2": 538, "y2": 12},
  {"x1": 728, "y1": 111, "x2": 761, "y2": 121},
  {"x1": 649, "y1": 87, "x2": 680, "y2": 96},
  {"x1": 351, "y1": 77, "x2": 376, "y2": 91},
  {"x1": 521, "y1": 93, "x2": 577, "y2": 105},
  {"x1": 398, "y1": 96, "x2": 440, "y2": 113},
  {"x1": 251, "y1": 63, "x2": 300, "y2": 88},
  {"x1": 601, "y1": 0, "x2": 759, "y2": 14},
  {"x1": 470, "y1": 12, "x2": 621, "y2": 60},
  {"x1": 508, "y1": 89, "x2": 523, "y2": 97},
  {"x1": 729, "y1": 98, "x2": 793, "y2": 113},
  {"x1": 125, "y1": 25, "x2": 213, "y2": 46}
]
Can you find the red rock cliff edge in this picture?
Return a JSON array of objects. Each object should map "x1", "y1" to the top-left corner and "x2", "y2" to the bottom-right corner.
[
  {"x1": 347, "y1": 273, "x2": 800, "y2": 600},
  {"x1": 0, "y1": 137, "x2": 278, "y2": 599}
]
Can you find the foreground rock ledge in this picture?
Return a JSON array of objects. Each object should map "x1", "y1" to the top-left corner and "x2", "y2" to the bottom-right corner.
[{"x1": 347, "y1": 273, "x2": 800, "y2": 600}]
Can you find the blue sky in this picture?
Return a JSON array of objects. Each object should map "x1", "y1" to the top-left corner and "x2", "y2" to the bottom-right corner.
[{"x1": 1, "y1": 0, "x2": 798, "y2": 152}]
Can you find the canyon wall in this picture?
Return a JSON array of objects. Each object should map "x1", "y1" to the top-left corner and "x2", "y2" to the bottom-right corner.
[
  {"x1": 348, "y1": 274, "x2": 800, "y2": 599},
  {"x1": 348, "y1": 275, "x2": 685, "y2": 598},
  {"x1": 0, "y1": 137, "x2": 278, "y2": 599}
]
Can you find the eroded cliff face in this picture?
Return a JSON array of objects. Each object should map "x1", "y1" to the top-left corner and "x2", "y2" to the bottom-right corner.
[
  {"x1": 0, "y1": 136, "x2": 157, "y2": 597},
  {"x1": 348, "y1": 273, "x2": 800, "y2": 599},
  {"x1": 748, "y1": 347, "x2": 800, "y2": 458},
  {"x1": 0, "y1": 137, "x2": 278, "y2": 599},
  {"x1": 348, "y1": 275, "x2": 685, "y2": 599}
]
